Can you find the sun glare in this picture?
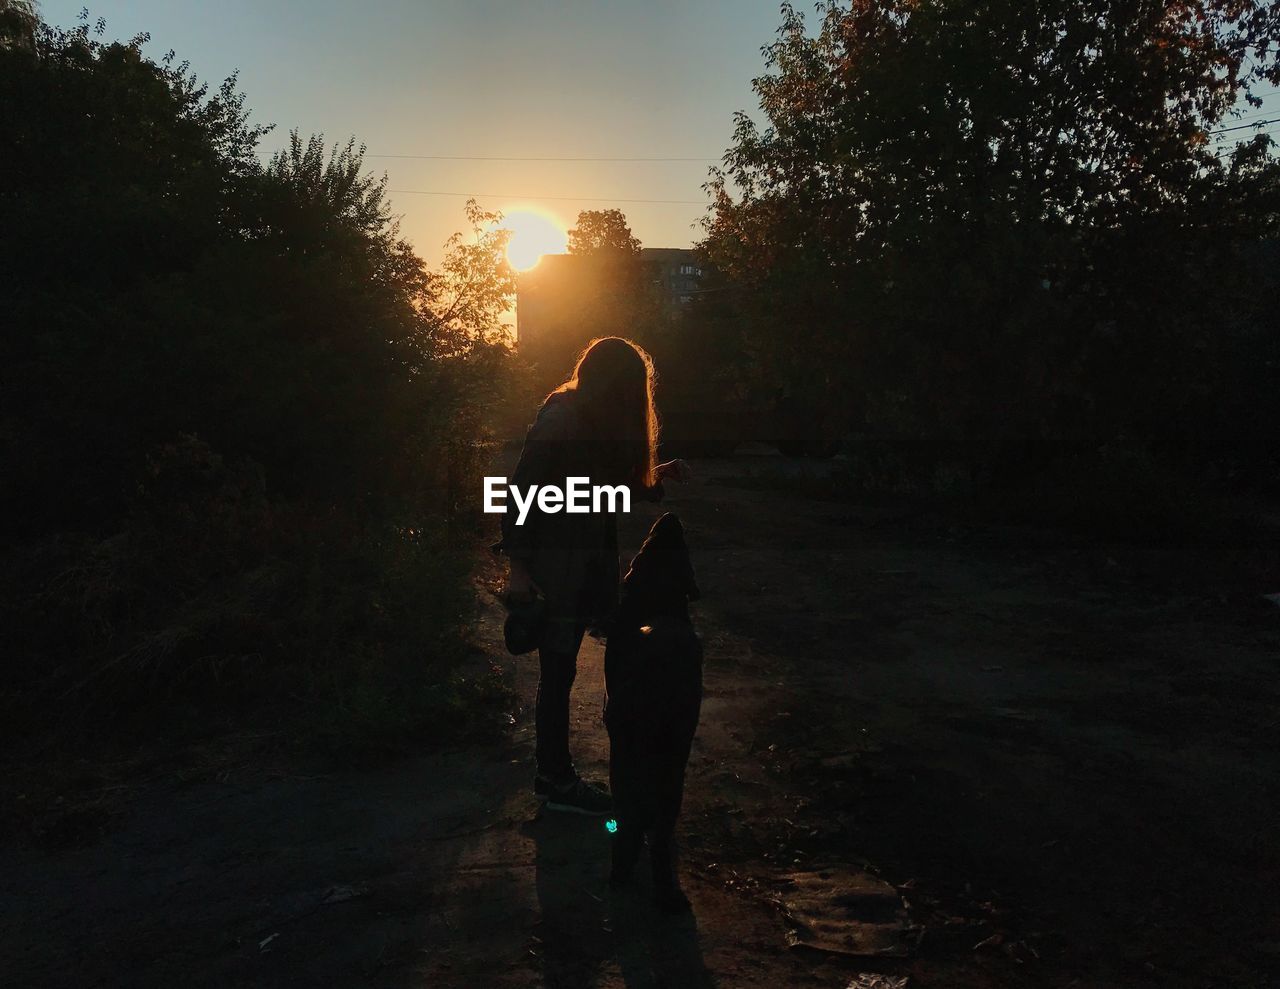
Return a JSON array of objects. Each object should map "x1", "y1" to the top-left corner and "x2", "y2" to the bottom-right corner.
[{"x1": 501, "y1": 209, "x2": 568, "y2": 272}]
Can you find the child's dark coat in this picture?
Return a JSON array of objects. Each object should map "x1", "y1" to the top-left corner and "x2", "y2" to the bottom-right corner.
[{"x1": 604, "y1": 513, "x2": 702, "y2": 912}]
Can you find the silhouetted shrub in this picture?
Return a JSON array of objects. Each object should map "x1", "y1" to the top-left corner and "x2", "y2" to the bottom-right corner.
[{"x1": 0, "y1": 18, "x2": 509, "y2": 753}]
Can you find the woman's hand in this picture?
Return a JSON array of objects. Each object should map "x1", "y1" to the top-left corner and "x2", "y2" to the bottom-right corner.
[
  {"x1": 656, "y1": 459, "x2": 692, "y2": 483},
  {"x1": 503, "y1": 560, "x2": 540, "y2": 604}
]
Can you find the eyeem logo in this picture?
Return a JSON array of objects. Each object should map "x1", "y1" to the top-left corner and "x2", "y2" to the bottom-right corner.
[{"x1": 483, "y1": 476, "x2": 631, "y2": 526}]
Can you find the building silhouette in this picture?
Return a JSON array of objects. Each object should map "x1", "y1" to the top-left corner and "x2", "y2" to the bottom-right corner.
[{"x1": 515, "y1": 247, "x2": 702, "y2": 351}]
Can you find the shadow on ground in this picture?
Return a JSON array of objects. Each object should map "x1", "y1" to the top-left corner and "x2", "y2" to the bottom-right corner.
[{"x1": 525, "y1": 811, "x2": 714, "y2": 989}]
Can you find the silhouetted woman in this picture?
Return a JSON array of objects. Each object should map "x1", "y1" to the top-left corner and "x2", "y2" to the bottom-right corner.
[{"x1": 498, "y1": 337, "x2": 689, "y2": 814}]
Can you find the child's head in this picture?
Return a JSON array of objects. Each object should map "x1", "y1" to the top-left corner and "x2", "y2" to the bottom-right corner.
[{"x1": 553, "y1": 336, "x2": 659, "y2": 485}]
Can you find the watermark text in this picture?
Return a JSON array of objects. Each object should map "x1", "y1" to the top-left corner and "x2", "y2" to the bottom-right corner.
[{"x1": 483, "y1": 476, "x2": 630, "y2": 525}]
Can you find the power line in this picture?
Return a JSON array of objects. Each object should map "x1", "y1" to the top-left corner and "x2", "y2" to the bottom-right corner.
[
  {"x1": 1215, "y1": 134, "x2": 1279, "y2": 159},
  {"x1": 368, "y1": 116, "x2": 1278, "y2": 165},
  {"x1": 379, "y1": 121, "x2": 1279, "y2": 195},
  {"x1": 1214, "y1": 120, "x2": 1280, "y2": 150},
  {"x1": 370, "y1": 153, "x2": 718, "y2": 163},
  {"x1": 386, "y1": 188, "x2": 706, "y2": 206},
  {"x1": 1209, "y1": 117, "x2": 1279, "y2": 134},
  {"x1": 1220, "y1": 109, "x2": 1277, "y2": 127}
]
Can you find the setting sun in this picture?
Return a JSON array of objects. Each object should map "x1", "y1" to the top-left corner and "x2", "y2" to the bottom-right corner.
[{"x1": 501, "y1": 209, "x2": 568, "y2": 272}]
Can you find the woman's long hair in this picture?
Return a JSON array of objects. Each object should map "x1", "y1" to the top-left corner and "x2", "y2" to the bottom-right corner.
[{"x1": 550, "y1": 337, "x2": 659, "y2": 486}]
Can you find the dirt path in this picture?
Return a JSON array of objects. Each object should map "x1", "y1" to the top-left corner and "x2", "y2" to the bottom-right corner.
[{"x1": 4, "y1": 457, "x2": 1278, "y2": 987}]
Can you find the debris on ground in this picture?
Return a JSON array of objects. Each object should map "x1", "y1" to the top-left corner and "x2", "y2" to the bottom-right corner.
[
  {"x1": 973, "y1": 931, "x2": 1040, "y2": 963},
  {"x1": 846, "y1": 975, "x2": 909, "y2": 989},
  {"x1": 779, "y1": 867, "x2": 919, "y2": 957}
]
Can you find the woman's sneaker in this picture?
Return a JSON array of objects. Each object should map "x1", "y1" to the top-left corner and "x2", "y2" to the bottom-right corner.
[{"x1": 535, "y1": 775, "x2": 611, "y2": 816}]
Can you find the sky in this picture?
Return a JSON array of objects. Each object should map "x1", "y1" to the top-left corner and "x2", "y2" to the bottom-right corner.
[
  {"x1": 38, "y1": 0, "x2": 788, "y2": 266},
  {"x1": 36, "y1": 1, "x2": 1280, "y2": 272}
]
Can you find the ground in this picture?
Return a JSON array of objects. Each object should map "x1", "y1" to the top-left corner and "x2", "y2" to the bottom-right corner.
[{"x1": 3, "y1": 456, "x2": 1278, "y2": 988}]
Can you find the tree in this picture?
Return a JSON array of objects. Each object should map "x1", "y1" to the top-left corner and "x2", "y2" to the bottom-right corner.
[
  {"x1": 0, "y1": 15, "x2": 516, "y2": 745},
  {"x1": 430, "y1": 199, "x2": 517, "y2": 352},
  {"x1": 256, "y1": 133, "x2": 515, "y2": 355},
  {"x1": 703, "y1": 0, "x2": 1280, "y2": 466},
  {"x1": 567, "y1": 208, "x2": 642, "y2": 256},
  {"x1": 0, "y1": 0, "x2": 39, "y2": 50}
]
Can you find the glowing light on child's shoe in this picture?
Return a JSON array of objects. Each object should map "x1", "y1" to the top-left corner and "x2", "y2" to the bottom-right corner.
[{"x1": 605, "y1": 818, "x2": 618, "y2": 834}]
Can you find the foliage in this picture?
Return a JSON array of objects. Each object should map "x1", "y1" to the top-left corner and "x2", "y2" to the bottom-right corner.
[
  {"x1": 0, "y1": 14, "x2": 516, "y2": 752},
  {"x1": 567, "y1": 208, "x2": 642, "y2": 256},
  {"x1": 429, "y1": 200, "x2": 517, "y2": 351},
  {"x1": 626, "y1": 290, "x2": 759, "y2": 457},
  {"x1": 0, "y1": 0, "x2": 39, "y2": 50},
  {"x1": 702, "y1": 1, "x2": 1280, "y2": 481}
]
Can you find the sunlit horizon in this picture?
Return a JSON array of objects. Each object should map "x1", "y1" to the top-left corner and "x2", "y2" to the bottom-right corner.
[{"x1": 32, "y1": 1, "x2": 790, "y2": 269}]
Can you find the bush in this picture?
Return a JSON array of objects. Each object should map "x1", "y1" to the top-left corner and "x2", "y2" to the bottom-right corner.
[{"x1": 0, "y1": 18, "x2": 511, "y2": 756}]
